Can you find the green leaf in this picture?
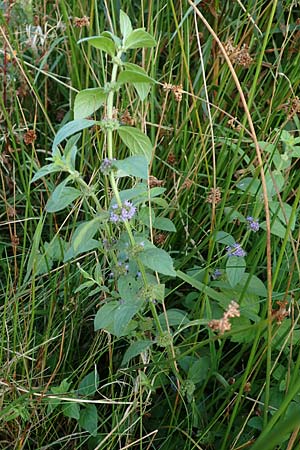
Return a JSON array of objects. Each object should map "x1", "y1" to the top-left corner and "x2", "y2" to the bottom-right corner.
[
  {"x1": 265, "y1": 171, "x2": 285, "y2": 198},
  {"x1": 61, "y1": 402, "x2": 80, "y2": 420},
  {"x1": 120, "y1": 10, "x2": 133, "y2": 41},
  {"x1": 260, "y1": 219, "x2": 287, "y2": 239},
  {"x1": 158, "y1": 309, "x2": 189, "y2": 330},
  {"x1": 63, "y1": 216, "x2": 106, "y2": 261},
  {"x1": 124, "y1": 29, "x2": 156, "y2": 49},
  {"x1": 124, "y1": 63, "x2": 153, "y2": 100},
  {"x1": 118, "y1": 69, "x2": 153, "y2": 84},
  {"x1": 74, "y1": 88, "x2": 107, "y2": 120},
  {"x1": 230, "y1": 317, "x2": 257, "y2": 343},
  {"x1": 118, "y1": 126, "x2": 153, "y2": 162},
  {"x1": 78, "y1": 36, "x2": 116, "y2": 57},
  {"x1": 237, "y1": 177, "x2": 261, "y2": 196},
  {"x1": 139, "y1": 247, "x2": 176, "y2": 277},
  {"x1": 78, "y1": 369, "x2": 99, "y2": 397},
  {"x1": 94, "y1": 300, "x2": 142, "y2": 337},
  {"x1": 153, "y1": 217, "x2": 176, "y2": 232},
  {"x1": 114, "y1": 155, "x2": 148, "y2": 179},
  {"x1": 188, "y1": 356, "x2": 210, "y2": 384},
  {"x1": 121, "y1": 340, "x2": 153, "y2": 366},
  {"x1": 52, "y1": 119, "x2": 97, "y2": 152},
  {"x1": 31, "y1": 163, "x2": 61, "y2": 183},
  {"x1": 226, "y1": 256, "x2": 246, "y2": 288},
  {"x1": 215, "y1": 231, "x2": 235, "y2": 246},
  {"x1": 269, "y1": 201, "x2": 295, "y2": 230},
  {"x1": 138, "y1": 206, "x2": 155, "y2": 227},
  {"x1": 46, "y1": 179, "x2": 81, "y2": 213},
  {"x1": 79, "y1": 404, "x2": 98, "y2": 436},
  {"x1": 64, "y1": 133, "x2": 81, "y2": 169},
  {"x1": 94, "y1": 301, "x2": 119, "y2": 332},
  {"x1": 118, "y1": 275, "x2": 143, "y2": 302}
]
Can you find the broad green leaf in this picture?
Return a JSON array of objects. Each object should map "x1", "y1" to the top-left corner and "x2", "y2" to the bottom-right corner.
[
  {"x1": 237, "y1": 177, "x2": 261, "y2": 196},
  {"x1": 94, "y1": 300, "x2": 142, "y2": 337},
  {"x1": 138, "y1": 206, "x2": 155, "y2": 227},
  {"x1": 121, "y1": 340, "x2": 153, "y2": 366},
  {"x1": 52, "y1": 119, "x2": 97, "y2": 152},
  {"x1": 269, "y1": 201, "x2": 295, "y2": 230},
  {"x1": 65, "y1": 217, "x2": 105, "y2": 259},
  {"x1": 31, "y1": 163, "x2": 61, "y2": 183},
  {"x1": 78, "y1": 369, "x2": 99, "y2": 397},
  {"x1": 114, "y1": 155, "x2": 148, "y2": 179},
  {"x1": 153, "y1": 217, "x2": 176, "y2": 232},
  {"x1": 94, "y1": 302, "x2": 119, "y2": 331},
  {"x1": 133, "y1": 82, "x2": 151, "y2": 101},
  {"x1": 120, "y1": 10, "x2": 133, "y2": 41},
  {"x1": 124, "y1": 63, "x2": 153, "y2": 100},
  {"x1": 188, "y1": 356, "x2": 210, "y2": 384},
  {"x1": 118, "y1": 275, "x2": 143, "y2": 302},
  {"x1": 46, "y1": 179, "x2": 81, "y2": 213},
  {"x1": 124, "y1": 29, "x2": 156, "y2": 49},
  {"x1": 215, "y1": 231, "x2": 235, "y2": 246},
  {"x1": 239, "y1": 273, "x2": 267, "y2": 297},
  {"x1": 139, "y1": 247, "x2": 176, "y2": 277},
  {"x1": 74, "y1": 88, "x2": 107, "y2": 120},
  {"x1": 78, "y1": 36, "x2": 116, "y2": 57},
  {"x1": 265, "y1": 170, "x2": 285, "y2": 198},
  {"x1": 230, "y1": 317, "x2": 257, "y2": 343},
  {"x1": 260, "y1": 219, "x2": 287, "y2": 239},
  {"x1": 117, "y1": 70, "x2": 153, "y2": 84},
  {"x1": 64, "y1": 133, "x2": 81, "y2": 169},
  {"x1": 63, "y1": 239, "x2": 99, "y2": 262},
  {"x1": 118, "y1": 126, "x2": 153, "y2": 162},
  {"x1": 226, "y1": 256, "x2": 246, "y2": 288},
  {"x1": 79, "y1": 404, "x2": 98, "y2": 436},
  {"x1": 61, "y1": 402, "x2": 80, "y2": 420},
  {"x1": 158, "y1": 309, "x2": 189, "y2": 330},
  {"x1": 113, "y1": 301, "x2": 143, "y2": 337}
]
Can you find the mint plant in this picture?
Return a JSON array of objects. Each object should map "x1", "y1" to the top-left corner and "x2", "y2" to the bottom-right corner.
[{"x1": 31, "y1": 11, "x2": 178, "y2": 354}]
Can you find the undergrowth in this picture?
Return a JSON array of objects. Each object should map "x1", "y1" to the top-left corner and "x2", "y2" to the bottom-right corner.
[{"x1": 1, "y1": 1, "x2": 300, "y2": 449}]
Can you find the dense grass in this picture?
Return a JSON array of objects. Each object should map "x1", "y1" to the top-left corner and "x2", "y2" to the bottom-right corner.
[{"x1": 1, "y1": 1, "x2": 300, "y2": 449}]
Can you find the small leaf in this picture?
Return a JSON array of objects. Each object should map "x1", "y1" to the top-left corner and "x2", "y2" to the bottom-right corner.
[
  {"x1": 118, "y1": 126, "x2": 153, "y2": 162},
  {"x1": 61, "y1": 402, "x2": 80, "y2": 420},
  {"x1": 117, "y1": 70, "x2": 153, "y2": 84},
  {"x1": 215, "y1": 231, "x2": 235, "y2": 246},
  {"x1": 94, "y1": 301, "x2": 119, "y2": 332},
  {"x1": 78, "y1": 369, "x2": 99, "y2": 397},
  {"x1": 188, "y1": 356, "x2": 210, "y2": 384},
  {"x1": 94, "y1": 299, "x2": 142, "y2": 338},
  {"x1": 124, "y1": 29, "x2": 156, "y2": 49},
  {"x1": 236, "y1": 177, "x2": 261, "y2": 196},
  {"x1": 139, "y1": 247, "x2": 176, "y2": 277},
  {"x1": 74, "y1": 88, "x2": 107, "y2": 120},
  {"x1": 226, "y1": 256, "x2": 246, "y2": 288},
  {"x1": 153, "y1": 217, "x2": 176, "y2": 232},
  {"x1": 79, "y1": 404, "x2": 98, "y2": 436},
  {"x1": 31, "y1": 164, "x2": 61, "y2": 183},
  {"x1": 124, "y1": 63, "x2": 153, "y2": 100},
  {"x1": 120, "y1": 10, "x2": 133, "y2": 40},
  {"x1": 78, "y1": 36, "x2": 116, "y2": 57},
  {"x1": 158, "y1": 309, "x2": 189, "y2": 330},
  {"x1": 46, "y1": 179, "x2": 81, "y2": 213},
  {"x1": 121, "y1": 340, "x2": 153, "y2": 366},
  {"x1": 53, "y1": 119, "x2": 97, "y2": 152},
  {"x1": 114, "y1": 155, "x2": 148, "y2": 179}
]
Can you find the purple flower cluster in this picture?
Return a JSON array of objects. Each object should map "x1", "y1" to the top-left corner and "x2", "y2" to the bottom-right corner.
[
  {"x1": 226, "y1": 243, "x2": 247, "y2": 258},
  {"x1": 109, "y1": 201, "x2": 136, "y2": 223},
  {"x1": 100, "y1": 158, "x2": 116, "y2": 175},
  {"x1": 246, "y1": 216, "x2": 260, "y2": 232}
]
